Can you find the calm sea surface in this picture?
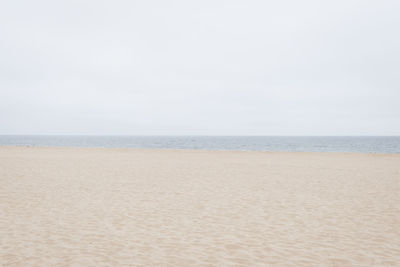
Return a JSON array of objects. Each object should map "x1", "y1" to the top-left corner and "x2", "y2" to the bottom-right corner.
[{"x1": 1, "y1": 136, "x2": 400, "y2": 153}]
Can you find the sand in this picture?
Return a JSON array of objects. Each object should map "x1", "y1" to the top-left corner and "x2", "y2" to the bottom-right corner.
[{"x1": 1, "y1": 147, "x2": 399, "y2": 266}]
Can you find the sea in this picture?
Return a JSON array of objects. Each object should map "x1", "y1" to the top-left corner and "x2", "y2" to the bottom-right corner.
[{"x1": 0, "y1": 135, "x2": 400, "y2": 153}]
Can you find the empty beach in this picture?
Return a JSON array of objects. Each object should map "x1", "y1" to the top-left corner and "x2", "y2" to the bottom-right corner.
[{"x1": 1, "y1": 146, "x2": 399, "y2": 266}]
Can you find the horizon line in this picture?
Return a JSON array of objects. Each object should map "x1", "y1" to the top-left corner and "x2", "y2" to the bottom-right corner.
[{"x1": 1, "y1": 134, "x2": 399, "y2": 137}]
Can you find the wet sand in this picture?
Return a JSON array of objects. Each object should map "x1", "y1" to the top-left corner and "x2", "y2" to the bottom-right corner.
[{"x1": 1, "y1": 147, "x2": 400, "y2": 266}]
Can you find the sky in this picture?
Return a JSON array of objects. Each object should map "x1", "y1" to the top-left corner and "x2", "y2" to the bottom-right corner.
[{"x1": 1, "y1": 0, "x2": 399, "y2": 135}]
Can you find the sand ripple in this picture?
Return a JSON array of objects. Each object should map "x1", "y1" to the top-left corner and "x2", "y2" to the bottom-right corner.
[{"x1": 1, "y1": 147, "x2": 400, "y2": 266}]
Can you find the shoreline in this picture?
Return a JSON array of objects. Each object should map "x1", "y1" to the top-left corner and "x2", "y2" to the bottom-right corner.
[{"x1": 1, "y1": 145, "x2": 400, "y2": 156}]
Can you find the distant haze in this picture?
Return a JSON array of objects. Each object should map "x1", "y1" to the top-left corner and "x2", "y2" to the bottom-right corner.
[{"x1": 1, "y1": 0, "x2": 399, "y2": 135}]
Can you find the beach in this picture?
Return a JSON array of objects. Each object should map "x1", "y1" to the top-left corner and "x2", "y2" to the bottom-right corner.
[{"x1": 1, "y1": 146, "x2": 399, "y2": 266}]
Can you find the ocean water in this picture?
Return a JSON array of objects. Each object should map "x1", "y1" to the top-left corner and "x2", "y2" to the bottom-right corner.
[{"x1": 0, "y1": 135, "x2": 400, "y2": 153}]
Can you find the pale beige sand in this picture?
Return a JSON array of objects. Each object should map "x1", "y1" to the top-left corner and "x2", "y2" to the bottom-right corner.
[{"x1": 1, "y1": 147, "x2": 400, "y2": 266}]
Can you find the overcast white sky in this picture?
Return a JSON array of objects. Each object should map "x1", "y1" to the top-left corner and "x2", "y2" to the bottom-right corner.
[{"x1": 1, "y1": 0, "x2": 399, "y2": 135}]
